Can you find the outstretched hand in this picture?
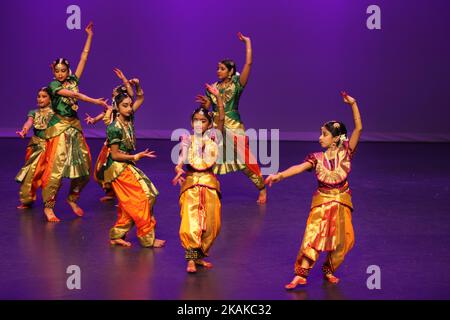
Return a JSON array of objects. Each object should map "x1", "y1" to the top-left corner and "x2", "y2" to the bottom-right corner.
[
  {"x1": 85, "y1": 21, "x2": 94, "y2": 36},
  {"x1": 84, "y1": 113, "x2": 95, "y2": 125},
  {"x1": 264, "y1": 174, "x2": 283, "y2": 187},
  {"x1": 15, "y1": 129, "x2": 27, "y2": 139},
  {"x1": 341, "y1": 91, "x2": 356, "y2": 105},
  {"x1": 95, "y1": 98, "x2": 109, "y2": 108},
  {"x1": 135, "y1": 149, "x2": 157, "y2": 161}
]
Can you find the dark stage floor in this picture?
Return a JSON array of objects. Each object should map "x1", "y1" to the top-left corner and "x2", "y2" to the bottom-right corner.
[{"x1": 0, "y1": 138, "x2": 449, "y2": 300}]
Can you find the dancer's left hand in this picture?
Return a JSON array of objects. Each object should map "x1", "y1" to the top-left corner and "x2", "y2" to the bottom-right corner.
[
  {"x1": 238, "y1": 32, "x2": 250, "y2": 42},
  {"x1": 113, "y1": 68, "x2": 127, "y2": 81},
  {"x1": 84, "y1": 113, "x2": 95, "y2": 125},
  {"x1": 341, "y1": 91, "x2": 356, "y2": 105},
  {"x1": 85, "y1": 21, "x2": 94, "y2": 36}
]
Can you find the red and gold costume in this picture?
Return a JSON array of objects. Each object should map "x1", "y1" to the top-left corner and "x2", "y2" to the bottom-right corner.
[{"x1": 294, "y1": 141, "x2": 355, "y2": 277}]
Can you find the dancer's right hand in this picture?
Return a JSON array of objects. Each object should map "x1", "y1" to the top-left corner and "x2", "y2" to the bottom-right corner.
[
  {"x1": 172, "y1": 170, "x2": 186, "y2": 186},
  {"x1": 195, "y1": 95, "x2": 211, "y2": 108},
  {"x1": 264, "y1": 173, "x2": 283, "y2": 187},
  {"x1": 205, "y1": 83, "x2": 219, "y2": 97},
  {"x1": 15, "y1": 128, "x2": 27, "y2": 138}
]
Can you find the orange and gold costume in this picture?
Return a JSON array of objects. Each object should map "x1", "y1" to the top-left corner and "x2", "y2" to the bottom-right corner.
[
  {"x1": 294, "y1": 141, "x2": 355, "y2": 277},
  {"x1": 15, "y1": 108, "x2": 54, "y2": 206},
  {"x1": 178, "y1": 132, "x2": 222, "y2": 260},
  {"x1": 105, "y1": 116, "x2": 159, "y2": 247}
]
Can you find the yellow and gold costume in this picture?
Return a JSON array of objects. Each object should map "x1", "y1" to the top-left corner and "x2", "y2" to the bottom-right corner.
[{"x1": 178, "y1": 132, "x2": 222, "y2": 260}]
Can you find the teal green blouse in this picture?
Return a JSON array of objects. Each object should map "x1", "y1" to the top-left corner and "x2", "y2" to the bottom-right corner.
[{"x1": 206, "y1": 74, "x2": 244, "y2": 123}]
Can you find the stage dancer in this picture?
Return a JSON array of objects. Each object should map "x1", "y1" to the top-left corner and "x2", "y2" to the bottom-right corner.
[
  {"x1": 196, "y1": 32, "x2": 267, "y2": 204},
  {"x1": 105, "y1": 79, "x2": 165, "y2": 248},
  {"x1": 265, "y1": 92, "x2": 363, "y2": 289},
  {"x1": 173, "y1": 83, "x2": 225, "y2": 273},
  {"x1": 85, "y1": 68, "x2": 134, "y2": 202},
  {"x1": 41, "y1": 22, "x2": 108, "y2": 222},
  {"x1": 15, "y1": 87, "x2": 54, "y2": 209}
]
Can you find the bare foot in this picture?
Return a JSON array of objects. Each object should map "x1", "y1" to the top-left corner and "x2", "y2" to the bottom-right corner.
[
  {"x1": 186, "y1": 260, "x2": 197, "y2": 273},
  {"x1": 153, "y1": 239, "x2": 166, "y2": 248},
  {"x1": 44, "y1": 208, "x2": 61, "y2": 223},
  {"x1": 17, "y1": 203, "x2": 32, "y2": 209},
  {"x1": 324, "y1": 273, "x2": 340, "y2": 284},
  {"x1": 195, "y1": 259, "x2": 213, "y2": 269},
  {"x1": 110, "y1": 239, "x2": 132, "y2": 247},
  {"x1": 67, "y1": 200, "x2": 84, "y2": 217},
  {"x1": 256, "y1": 188, "x2": 267, "y2": 205},
  {"x1": 285, "y1": 276, "x2": 307, "y2": 290}
]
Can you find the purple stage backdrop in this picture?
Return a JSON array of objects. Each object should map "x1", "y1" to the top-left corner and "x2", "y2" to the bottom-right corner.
[{"x1": 1, "y1": 0, "x2": 449, "y2": 141}]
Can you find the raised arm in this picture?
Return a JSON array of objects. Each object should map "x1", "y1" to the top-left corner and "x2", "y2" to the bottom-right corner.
[
  {"x1": 237, "y1": 32, "x2": 252, "y2": 87},
  {"x1": 205, "y1": 83, "x2": 225, "y2": 132},
  {"x1": 75, "y1": 22, "x2": 94, "y2": 79},
  {"x1": 265, "y1": 162, "x2": 313, "y2": 187},
  {"x1": 113, "y1": 68, "x2": 134, "y2": 98},
  {"x1": 130, "y1": 79, "x2": 144, "y2": 112},
  {"x1": 16, "y1": 116, "x2": 34, "y2": 138},
  {"x1": 341, "y1": 91, "x2": 363, "y2": 152}
]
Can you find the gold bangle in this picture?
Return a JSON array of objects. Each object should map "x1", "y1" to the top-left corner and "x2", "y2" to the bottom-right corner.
[
  {"x1": 83, "y1": 50, "x2": 89, "y2": 53},
  {"x1": 278, "y1": 173, "x2": 284, "y2": 180},
  {"x1": 133, "y1": 154, "x2": 139, "y2": 161}
]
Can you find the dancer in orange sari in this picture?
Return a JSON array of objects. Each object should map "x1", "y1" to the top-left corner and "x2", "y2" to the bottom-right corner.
[
  {"x1": 173, "y1": 83, "x2": 225, "y2": 273},
  {"x1": 105, "y1": 79, "x2": 165, "y2": 248},
  {"x1": 266, "y1": 92, "x2": 363, "y2": 289},
  {"x1": 85, "y1": 68, "x2": 134, "y2": 202}
]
